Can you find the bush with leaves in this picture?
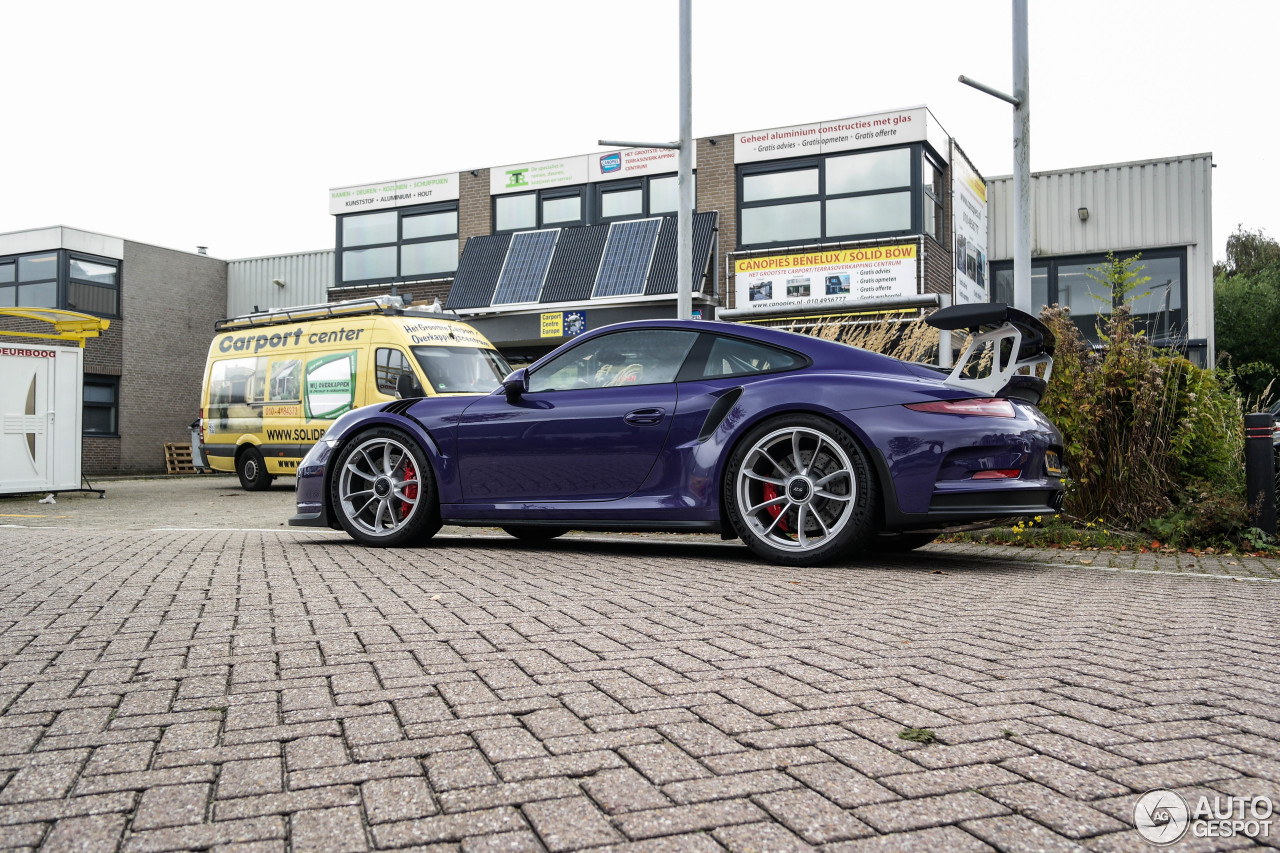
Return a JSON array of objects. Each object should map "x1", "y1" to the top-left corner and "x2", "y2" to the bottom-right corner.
[{"x1": 1039, "y1": 299, "x2": 1248, "y2": 545}]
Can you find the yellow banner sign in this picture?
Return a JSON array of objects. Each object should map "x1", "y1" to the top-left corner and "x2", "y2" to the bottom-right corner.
[
  {"x1": 541, "y1": 313, "x2": 564, "y2": 338},
  {"x1": 735, "y1": 244, "x2": 917, "y2": 274}
]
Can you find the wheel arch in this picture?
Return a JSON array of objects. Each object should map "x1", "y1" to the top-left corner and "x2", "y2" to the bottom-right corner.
[
  {"x1": 321, "y1": 414, "x2": 447, "y2": 515},
  {"x1": 713, "y1": 405, "x2": 885, "y2": 537}
]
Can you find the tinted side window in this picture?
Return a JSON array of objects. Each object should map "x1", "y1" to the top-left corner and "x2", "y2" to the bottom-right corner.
[
  {"x1": 528, "y1": 329, "x2": 699, "y2": 393},
  {"x1": 700, "y1": 336, "x2": 806, "y2": 379},
  {"x1": 375, "y1": 348, "x2": 413, "y2": 396}
]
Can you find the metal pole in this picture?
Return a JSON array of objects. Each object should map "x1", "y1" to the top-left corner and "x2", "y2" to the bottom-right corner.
[
  {"x1": 677, "y1": 0, "x2": 693, "y2": 321},
  {"x1": 1012, "y1": 0, "x2": 1031, "y2": 313},
  {"x1": 1245, "y1": 413, "x2": 1277, "y2": 537}
]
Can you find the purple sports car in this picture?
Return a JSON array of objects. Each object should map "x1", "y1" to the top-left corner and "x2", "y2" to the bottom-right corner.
[{"x1": 291, "y1": 304, "x2": 1064, "y2": 567}]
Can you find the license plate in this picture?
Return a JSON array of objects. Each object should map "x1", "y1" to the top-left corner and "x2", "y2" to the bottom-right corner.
[{"x1": 1045, "y1": 451, "x2": 1063, "y2": 478}]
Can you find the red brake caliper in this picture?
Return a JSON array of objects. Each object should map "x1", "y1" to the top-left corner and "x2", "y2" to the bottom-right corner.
[
  {"x1": 762, "y1": 482, "x2": 789, "y2": 532},
  {"x1": 399, "y1": 460, "x2": 418, "y2": 520}
]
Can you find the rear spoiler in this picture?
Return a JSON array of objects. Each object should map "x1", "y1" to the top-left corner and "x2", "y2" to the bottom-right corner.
[{"x1": 926, "y1": 303, "x2": 1055, "y2": 404}]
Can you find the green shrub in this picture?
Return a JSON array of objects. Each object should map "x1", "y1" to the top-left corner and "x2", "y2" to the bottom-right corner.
[{"x1": 1039, "y1": 302, "x2": 1248, "y2": 545}]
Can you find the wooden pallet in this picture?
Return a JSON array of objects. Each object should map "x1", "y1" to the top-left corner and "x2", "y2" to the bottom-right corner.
[{"x1": 163, "y1": 442, "x2": 205, "y2": 475}]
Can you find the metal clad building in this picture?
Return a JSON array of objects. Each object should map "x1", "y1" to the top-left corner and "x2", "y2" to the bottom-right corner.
[
  {"x1": 988, "y1": 153, "x2": 1213, "y2": 362},
  {"x1": 227, "y1": 250, "x2": 333, "y2": 318}
]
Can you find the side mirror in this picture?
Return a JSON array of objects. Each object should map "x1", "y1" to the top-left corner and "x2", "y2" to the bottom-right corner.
[
  {"x1": 501, "y1": 368, "x2": 529, "y2": 402},
  {"x1": 395, "y1": 372, "x2": 425, "y2": 399}
]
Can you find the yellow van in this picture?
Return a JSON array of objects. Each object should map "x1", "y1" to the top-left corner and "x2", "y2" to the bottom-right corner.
[{"x1": 199, "y1": 295, "x2": 509, "y2": 490}]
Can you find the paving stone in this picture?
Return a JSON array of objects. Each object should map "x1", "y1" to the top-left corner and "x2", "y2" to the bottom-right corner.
[
  {"x1": 426, "y1": 749, "x2": 501, "y2": 790},
  {"x1": 613, "y1": 799, "x2": 765, "y2": 840},
  {"x1": 495, "y1": 750, "x2": 626, "y2": 783},
  {"x1": 522, "y1": 795, "x2": 621, "y2": 851},
  {"x1": 785, "y1": 762, "x2": 897, "y2": 808},
  {"x1": 290, "y1": 805, "x2": 368, "y2": 853},
  {"x1": 712, "y1": 821, "x2": 814, "y2": 852},
  {"x1": 854, "y1": 791, "x2": 1009, "y2": 833},
  {"x1": 880, "y1": 763, "x2": 1023, "y2": 798},
  {"x1": 619, "y1": 742, "x2": 710, "y2": 785},
  {"x1": 960, "y1": 815, "x2": 1087, "y2": 852},
  {"x1": 131, "y1": 781, "x2": 211, "y2": 829},
  {"x1": 438, "y1": 779, "x2": 581, "y2": 814},
  {"x1": 475, "y1": 728, "x2": 549, "y2": 763},
  {"x1": 123, "y1": 816, "x2": 286, "y2": 853},
  {"x1": 663, "y1": 769, "x2": 798, "y2": 805},
  {"x1": 822, "y1": 826, "x2": 993, "y2": 852},
  {"x1": 980, "y1": 781, "x2": 1126, "y2": 840},
  {"x1": 752, "y1": 788, "x2": 873, "y2": 843},
  {"x1": 460, "y1": 830, "x2": 546, "y2": 852},
  {"x1": 361, "y1": 776, "x2": 439, "y2": 823},
  {"x1": 217, "y1": 758, "x2": 282, "y2": 799},
  {"x1": 285, "y1": 736, "x2": 347, "y2": 771},
  {"x1": 371, "y1": 806, "x2": 526, "y2": 846},
  {"x1": 582, "y1": 768, "x2": 671, "y2": 814},
  {"x1": 0, "y1": 761, "x2": 82, "y2": 804},
  {"x1": 41, "y1": 813, "x2": 126, "y2": 853}
]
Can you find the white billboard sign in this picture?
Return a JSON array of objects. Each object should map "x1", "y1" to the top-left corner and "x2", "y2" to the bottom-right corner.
[
  {"x1": 733, "y1": 244, "x2": 919, "y2": 317},
  {"x1": 328, "y1": 173, "x2": 460, "y2": 215},
  {"x1": 951, "y1": 149, "x2": 989, "y2": 305},
  {"x1": 491, "y1": 156, "x2": 592, "y2": 195},
  {"x1": 735, "y1": 108, "x2": 929, "y2": 164}
]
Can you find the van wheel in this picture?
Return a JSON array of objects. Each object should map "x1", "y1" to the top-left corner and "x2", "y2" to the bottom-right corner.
[
  {"x1": 330, "y1": 428, "x2": 441, "y2": 547},
  {"x1": 501, "y1": 526, "x2": 570, "y2": 543},
  {"x1": 237, "y1": 447, "x2": 272, "y2": 491}
]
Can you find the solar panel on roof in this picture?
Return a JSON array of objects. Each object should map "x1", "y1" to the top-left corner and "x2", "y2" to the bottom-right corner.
[
  {"x1": 592, "y1": 218, "x2": 662, "y2": 299},
  {"x1": 492, "y1": 229, "x2": 559, "y2": 305}
]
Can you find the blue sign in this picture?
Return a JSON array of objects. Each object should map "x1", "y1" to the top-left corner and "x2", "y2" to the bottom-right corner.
[
  {"x1": 599, "y1": 153, "x2": 622, "y2": 174},
  {"x1": 565, "y1": 311, "x2": 586, "y2": 336}
]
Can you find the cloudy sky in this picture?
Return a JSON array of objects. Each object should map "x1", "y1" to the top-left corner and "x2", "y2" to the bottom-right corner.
[{"x1": 2, "y1": 0, "x2": 1273, "y2": 261}]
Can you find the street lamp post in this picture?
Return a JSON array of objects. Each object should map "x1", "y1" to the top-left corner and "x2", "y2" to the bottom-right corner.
[
  {"x1": 959, "y1": 0, "x2": 1031, "y2": 312},
  {"x1": 600, "y1": 0, "x2": 694, "y2": 321}
]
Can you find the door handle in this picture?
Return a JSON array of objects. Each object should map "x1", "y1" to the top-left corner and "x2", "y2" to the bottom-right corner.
[{"x1": 624, "y1": 407, "x2": 666, "y2": 426}]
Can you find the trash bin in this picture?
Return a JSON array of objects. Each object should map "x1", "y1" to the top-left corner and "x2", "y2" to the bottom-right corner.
[{"x1": 189, "y1": 419, "x2": 206, "y2": 470}]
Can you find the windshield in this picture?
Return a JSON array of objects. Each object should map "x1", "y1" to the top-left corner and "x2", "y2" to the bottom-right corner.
[{"x1": 411, "y1": 346, "x2": 511, "y2": 394}]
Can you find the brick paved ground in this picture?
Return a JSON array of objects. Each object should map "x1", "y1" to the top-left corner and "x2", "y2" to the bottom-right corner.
[{"x1": 1, "y1": 519, "x2": 1279, "y2": 851}]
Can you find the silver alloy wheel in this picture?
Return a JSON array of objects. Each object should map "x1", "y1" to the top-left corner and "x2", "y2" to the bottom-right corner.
[
  {"x1": 337, "y1": 436, "x2": 421, "y2": 538},
  {"x1": 735, "y1": 425, "x2": 857, "y2": 553}
]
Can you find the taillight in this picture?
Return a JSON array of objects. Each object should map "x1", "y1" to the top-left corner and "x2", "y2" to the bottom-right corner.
[{"x1": 905, "y1": 398, "x2": 1016, "y2": 418}]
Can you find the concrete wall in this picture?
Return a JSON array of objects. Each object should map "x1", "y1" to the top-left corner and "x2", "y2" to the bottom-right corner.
[{"x1": 119, "y1": 242, "x2": 227, "y2": 474}]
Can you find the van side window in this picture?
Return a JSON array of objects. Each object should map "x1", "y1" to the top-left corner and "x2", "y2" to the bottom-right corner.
[
  {"x1": 269, "y1": 360, "x2": 301, "y2": 402},
  {"x1": 375, "y1": 348, "x2": 413, "y2": 396}
]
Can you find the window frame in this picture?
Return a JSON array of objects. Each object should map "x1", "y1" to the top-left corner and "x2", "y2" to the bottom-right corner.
[
  {"x1": 335, "y1": 201, "x2": 460, "y2": 287},
  {"x1": 0, "y1": 250, "x2": 120, "y2": 318},
  {"x1": 736, "y1": 145, "x2": 924, "y2": 250},
  {"x1": 82, "y1": 374, "x2": 120, "y2": 437},
  {"x1": 988, "y1": 248, "x2": 1189, "y2": 344}
]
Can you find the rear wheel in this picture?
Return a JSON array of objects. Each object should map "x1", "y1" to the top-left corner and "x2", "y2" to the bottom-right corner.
[
  {"x1": 725, "y1": 414, "x2": 877, "y2": 566},
  {"x1": 330, "y1": 428, "x2": 441, "y2": 547},
  {"x1": 867, "y1": 531, "x2": 938, "y2": 552},
  {"x1": 237, "y1": 447, "x2": 273, "y2": 491},
  {"x1": 501, "y1": 526, "x2": 570, "y2": 543}
]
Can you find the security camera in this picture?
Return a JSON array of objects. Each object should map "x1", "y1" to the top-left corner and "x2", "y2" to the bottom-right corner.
[{"x1": 271, "y1": 278, "x2": 286, "y2": 287}]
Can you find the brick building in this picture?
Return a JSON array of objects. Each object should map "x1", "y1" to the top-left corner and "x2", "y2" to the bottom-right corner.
[
  {"x1": 322, "y1": 106, "x2": 980, "y2": 365},
  {"x1": 0, "y1": 227, "x2": 227, "y2": 476}
]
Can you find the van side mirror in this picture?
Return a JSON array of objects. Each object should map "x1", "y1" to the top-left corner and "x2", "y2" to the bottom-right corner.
[
  {"x1": 502, "y1": 368, "x2": 529, "y2": 403},
  {"x1": 395, "y1": 372, "x2": 424, "y2": 399}
]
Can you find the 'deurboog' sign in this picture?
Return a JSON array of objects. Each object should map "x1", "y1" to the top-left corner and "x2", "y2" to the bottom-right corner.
[{"x1": 733, "y1": 245, "x2": 919, "y2": 315}]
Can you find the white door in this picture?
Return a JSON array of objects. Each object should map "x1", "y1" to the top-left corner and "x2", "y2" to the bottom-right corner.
[{"x1": 0, "y1": 352, "x2": 56, "y2": 493}]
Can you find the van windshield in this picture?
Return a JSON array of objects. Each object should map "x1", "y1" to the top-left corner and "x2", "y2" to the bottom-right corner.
[{"x1": 412, "y1": 346, "x2": 511, "y2": 394}]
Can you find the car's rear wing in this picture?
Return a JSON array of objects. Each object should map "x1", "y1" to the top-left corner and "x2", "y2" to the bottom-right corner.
[{"x1": 926, "y1": 303, "x2": 1055, "y2": 404}]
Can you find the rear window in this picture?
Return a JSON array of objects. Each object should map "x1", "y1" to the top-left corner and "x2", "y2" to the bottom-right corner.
[
  {"x1": 698, "y1": 336, "x2": 806, "y2": 379},
  {"x1": 412, "y1": 346, "x2": 511, "y2": 394}
]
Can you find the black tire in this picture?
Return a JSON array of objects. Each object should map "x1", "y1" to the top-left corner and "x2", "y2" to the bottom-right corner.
[
  {"x1": 329, "y1": 427, "x2": 441, "y2": 547},
  {"x1": 724, "y1": 414, "x2": 877, "y2": 567},
  {"x1": 867, "y1": 531, "x2": 938, "y2": 553},
  {"x1": 237, "y1": 447, "x2": 273, "y2": 491},
  {"x1": 501, "y1": 525, "x2": 570, "y2": 543}
]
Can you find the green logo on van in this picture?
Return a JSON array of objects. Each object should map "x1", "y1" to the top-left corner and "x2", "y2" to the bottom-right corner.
[{"x1": 305, "y1": 350, "x2": 357, "y2": 421}]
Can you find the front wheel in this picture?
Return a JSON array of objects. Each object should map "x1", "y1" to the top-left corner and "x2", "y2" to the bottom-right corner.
[
  {"x1": 725, "y1": 414, "x2": 877, "y2": 567},
  {"x1": 237, "y1": 447, "x2": 273, "y2": 491},
  {"x1": 330, "y1": 428, "x2": 441, "y2": 547},
  {"x1": 501, "y1": 526, "x2": 570, "y2": 543}
]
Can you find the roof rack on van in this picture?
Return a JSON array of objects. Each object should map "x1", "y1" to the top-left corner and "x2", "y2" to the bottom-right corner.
[{"x1": 215, "y1": 295, "x2": 453, "y2": 332}]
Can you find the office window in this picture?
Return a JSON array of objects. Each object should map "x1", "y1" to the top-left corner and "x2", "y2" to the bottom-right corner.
[
  {"x1": 83, "y1": 375, "x2": 118, "y2": 435},
  {"x1": 596, "y1": 174, "x2": 696, "y2": 222},
  {"x1": 600, "y1": 186, "x2": 643, "y2": 219},
  {"x1": 0, "y1": 251, "x2": 119, "y2": 316},
  {"x1": 495, "y1": 194, "x2": 537, "y2": 232},
  {"x1": 990, "y1": 250, "x2": 1186, "y2": 345},
  {"x1": 336, "y1": 202, "x2": 459, "y2": 285},
  {"x1": 542, "y1": 193, "x2": 583, "y2": 226},
  {"x1": 737, "y1": 145, "x2": 924, "y2": 248}
]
